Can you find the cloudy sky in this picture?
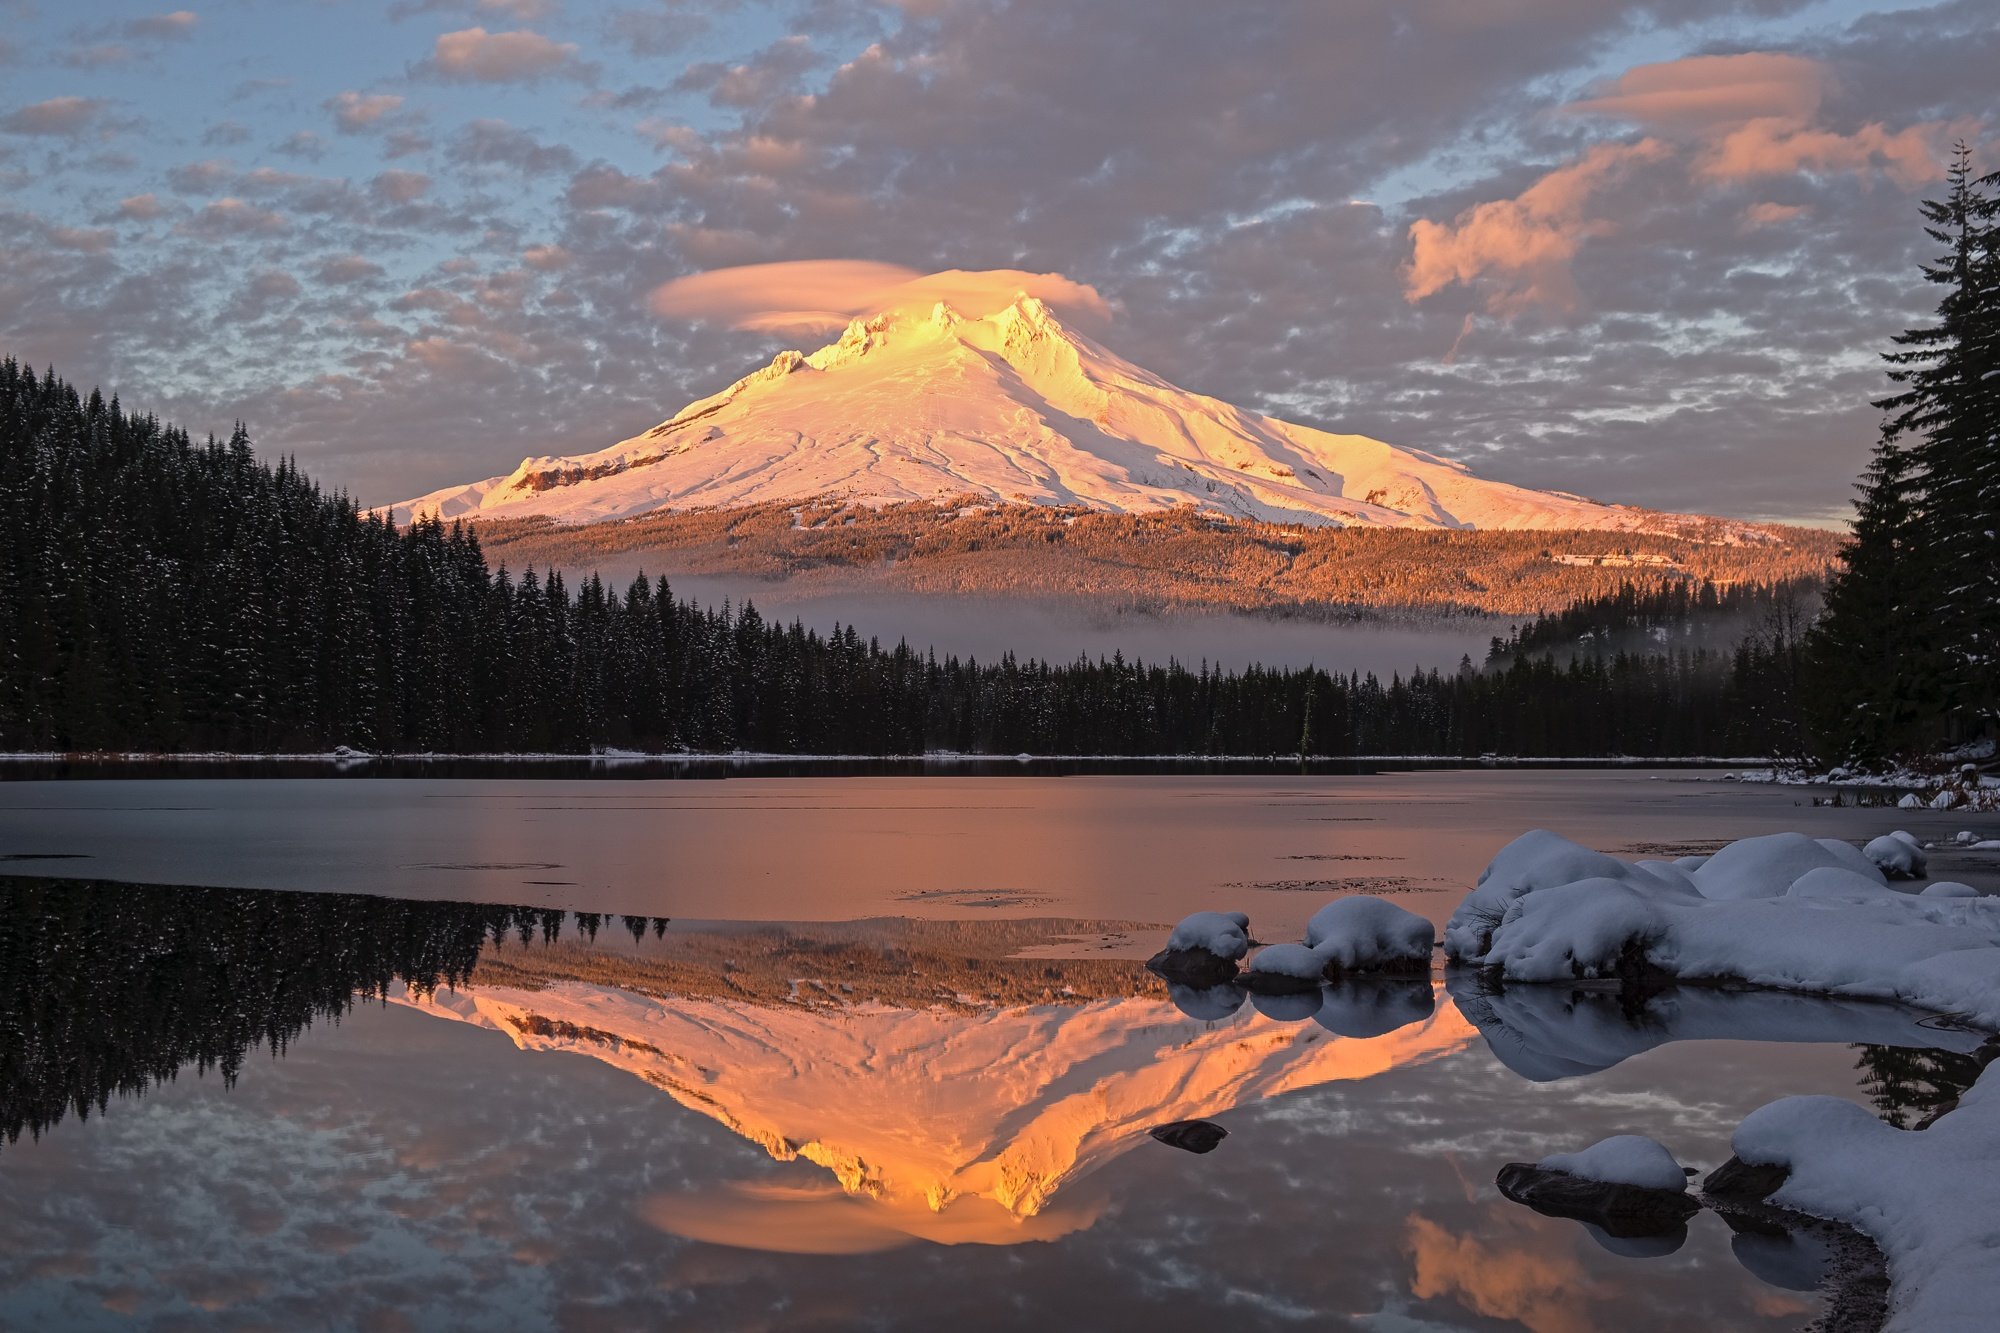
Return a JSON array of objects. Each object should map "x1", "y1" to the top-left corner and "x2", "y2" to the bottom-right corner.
[{"x1": 3, "y1": 0, "x2": 1993, "y2": 523}]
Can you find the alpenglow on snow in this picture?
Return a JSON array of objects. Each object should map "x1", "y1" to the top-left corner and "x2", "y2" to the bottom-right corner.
[{"x1": 389, "y1": 281, "x2": 1693, "y2": 532}]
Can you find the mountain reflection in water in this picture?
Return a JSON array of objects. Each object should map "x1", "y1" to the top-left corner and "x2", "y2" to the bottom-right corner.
[{"x1": 0, "y1": 873, "x2": 1989, "y2": 1324}]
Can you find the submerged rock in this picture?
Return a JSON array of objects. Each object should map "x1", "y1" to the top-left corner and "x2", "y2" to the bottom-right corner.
[{"x1": 1149, "y1": 1120, "x2": 1228, "y2": 1154}]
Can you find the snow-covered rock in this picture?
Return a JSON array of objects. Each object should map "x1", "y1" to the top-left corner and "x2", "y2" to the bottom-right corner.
[
  {"x1": 1480, "y1": 878, "x2": 1670, "y2": 983},
  {"x1": 1165, "y1": 911, "x2": 1251, "y2": 961},
  {"x1": 1449, "y1": 830, "x2": 2000, "y2": 1022},
  {"x1": 1149, "y1": 911, "x2": 1251, "y2": 986},
  {"x1": 382, "y1": 278, "x2": 1729, "y2": 534},
  {"x1": 1922, "y1": 882, "x2": 1983, "y2": 899},
  {"x1": 1537, "y1": 1135, "x2": 1688, "y2": 1192},
  {"x1": 1443, "y1": 829, "x2": 1684, "y2": 960},
  {"x1": 1692, "y1": 832, "x2": 1884, "y2": 901},
  {"x1": 1496, "y1": 1140, "x2": 1701, "y2": 1237},
  {"x1": 1900, "y1": 793, "x2": 1924, "y2": 808},
  {"x1": 1303, "y1": 897, "x2": 1434, "y2": 972},
  {"x1": 1867, "y1": 831, "x2": 1928, "y2": 879},
  {"x1": 1240, "y1": 942, "x2": 1328, "y2": 993},
  {"x1": 1787, "y1": 866, "x2": 1906, "y2": 901}
]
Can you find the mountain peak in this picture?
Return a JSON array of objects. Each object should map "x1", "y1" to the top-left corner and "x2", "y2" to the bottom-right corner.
[{"x1": 384, "y1": 271, "x2": 1708, "y2": 534}]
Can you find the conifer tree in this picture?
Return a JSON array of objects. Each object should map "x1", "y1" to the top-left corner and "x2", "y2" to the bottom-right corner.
[{"x1": 1808, "y1": 144, "x2": 2000, "y2": 759}]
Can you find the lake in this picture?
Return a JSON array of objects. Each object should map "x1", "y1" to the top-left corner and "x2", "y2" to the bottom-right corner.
[{"x1": 2, "y1": 769, "x2": 1995, "y2": 1330}]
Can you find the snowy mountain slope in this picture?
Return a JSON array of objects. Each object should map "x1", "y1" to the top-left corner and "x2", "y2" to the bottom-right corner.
[{"x1": 386, "y1": 289, "x2": 1687, "y2": 532}]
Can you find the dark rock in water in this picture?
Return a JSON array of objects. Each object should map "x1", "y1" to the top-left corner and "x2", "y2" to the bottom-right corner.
[
  {"x1": 1150, "y1": 1120, "x2": 1228, "y2": 1154},
  {"x1": 1146, "y1": 947, "x2": 1240, "y2": 988},
  {"x1": 1496, "y1": 1162, "x2": 1700, "y2": 1238},
  {"x1": 1703, "y1": 1155, "x2": 1791, "y2": 1202}
]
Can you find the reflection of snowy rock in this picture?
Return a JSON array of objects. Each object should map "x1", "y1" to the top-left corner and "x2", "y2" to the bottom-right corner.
[
  {"x1": 1304, "y1": 897, "x2": 1434, "y2": 974},
  {"x1": 1581, "y1": 1222, "x2": 1685, "y2": 1258},
  {"x1": 1167, "y1": 982, "x2": 1246, "y2": 1021},
  {"x1": 1315, "y1": 978, "x2": 1435, "y2": 1038},
  {"x1": 1249, "y1": 986, "x2": 1324, "y2": 1021},
  {"x1": 1449, "y1": 971, "x2": 1984, "y2": 1083}
]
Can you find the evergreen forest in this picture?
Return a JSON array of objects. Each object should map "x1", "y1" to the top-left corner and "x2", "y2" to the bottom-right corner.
[{"x1": 0, "y1": 355, "x2": 1806, "y2": 758}]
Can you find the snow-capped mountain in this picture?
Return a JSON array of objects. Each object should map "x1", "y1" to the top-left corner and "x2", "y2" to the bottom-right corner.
[{"x1": 388, "y1": 290, "x2": 1668, "y2": 531}]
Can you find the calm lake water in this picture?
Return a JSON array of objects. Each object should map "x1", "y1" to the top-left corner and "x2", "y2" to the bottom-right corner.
[{"x1": 2, "y1": 770, "x2": 1996, "y2": 1331}]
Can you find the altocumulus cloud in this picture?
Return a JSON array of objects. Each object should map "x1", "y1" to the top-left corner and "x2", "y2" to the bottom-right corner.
[
  {"x1": 0, "y1": 0, "x2": 1992, "y2": 525},
  {"x1": 425, "y1": 27, "x2": 587, "y2": 82},
  {"x1": 1404, "y1": 50, "x2": 1971, "y2": 314}
]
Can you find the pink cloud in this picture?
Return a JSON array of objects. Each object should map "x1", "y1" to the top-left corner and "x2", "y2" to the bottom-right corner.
[
  {"x1": 1743, "y1": 201, "x2": 1807, "y2": 228},
  {"x1": 1567, "y1": 52, "x2": 1824, "y2": 131},
  {"x1": 370, "y1": 169, "x2": 432, "y2": 203},
  {"x1": 430, "y1": 27, "x2": 581, "y2": 82},
  {"x1": 1, "y1": 96, "x2": 110, "y2": 137},
  {"x1": 327, "y1": 91, "x2": 403, "y2": 132},
  {"x1": 1700, "y1": 118, "x2": 1948, "y2": 188},
  {"x1": 1407, "y1": 49, "x2": 1959, "y2": 312},
  {"x1": 648, "y1": 261, "x2": 1114, "y2": 335},
  {"x1": 1404, "y1": 140, "x2": 1670, "y2": 313}
]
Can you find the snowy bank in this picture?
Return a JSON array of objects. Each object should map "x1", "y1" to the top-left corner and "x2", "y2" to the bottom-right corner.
[
  {"x1": 1444, "y1": 827, "x2": 2000, "y2": 1330},
  {"x1": 1723, "y1": 1071, "x2": 2000, "y2": 1332},
  {"x1": 1446, "y1": 830, "x2": 2000, "y2": 1026}
]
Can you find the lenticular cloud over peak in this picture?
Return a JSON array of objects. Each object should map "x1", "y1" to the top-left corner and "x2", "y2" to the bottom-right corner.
[{"x1": 649, "y1": 261, "x2": 1116, "y2": 335}]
